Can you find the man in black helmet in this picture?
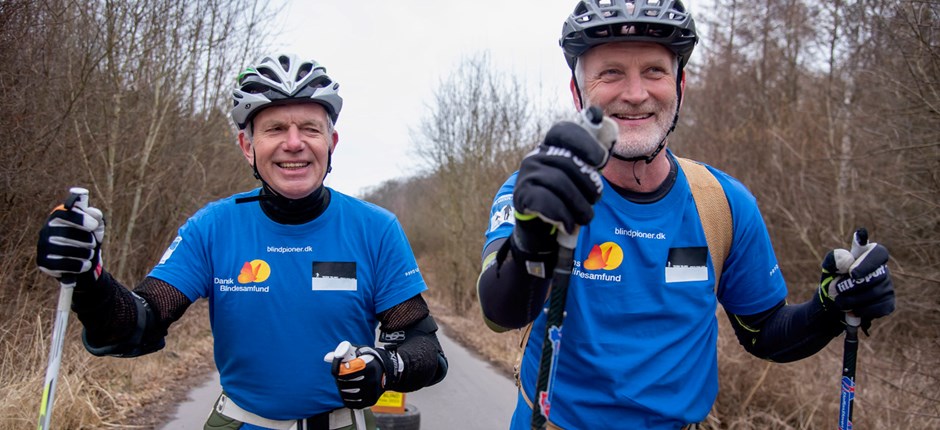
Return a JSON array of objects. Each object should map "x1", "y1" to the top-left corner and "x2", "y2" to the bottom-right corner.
[
  {"x1": 36, "y1": 53, "x2": 447, "y2": 430},
  {"x1": 476, "y1": 1, "x2": 895, "y2": 428}
]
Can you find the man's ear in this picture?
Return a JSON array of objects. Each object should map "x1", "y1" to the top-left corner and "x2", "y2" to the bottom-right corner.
[
  {"x1": 331, "y1": 130, "x2": 339, "y2": 152},
  {"x1": 238, "y1": 131, "x2": 254, "y2": 164},
  {"x1": 569, "y1": 77, "x2": 583, "y2": 111}
]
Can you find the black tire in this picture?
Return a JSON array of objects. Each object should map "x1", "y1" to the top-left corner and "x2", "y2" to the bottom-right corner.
[{"x1": 374, "y1": 403, "x2": 421, "y2": 430}]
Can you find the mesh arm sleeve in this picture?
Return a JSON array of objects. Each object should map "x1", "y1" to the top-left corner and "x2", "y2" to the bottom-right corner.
[
  {"x1": 71, "y1": 273, "x2": 191, "y2": 350},
  {"x1": 378, "y1": 294, "x2": 448, "y2": 392}
]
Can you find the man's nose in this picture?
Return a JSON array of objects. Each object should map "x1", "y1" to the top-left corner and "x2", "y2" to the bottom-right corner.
[
  {"x1": 284, "y1": 126, "x2": 304, "y2": 150},
  {"x1": 617, "y1": 74, "x2": 650, "y2": 104}
]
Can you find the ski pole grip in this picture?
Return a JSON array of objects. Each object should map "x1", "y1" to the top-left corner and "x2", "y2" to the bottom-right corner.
[
  {"x1": 578, "y1": 106, "x2": 619, "y2": 164},
  {"x1": 60, "y1": 187, "x2": 89, "y2": 288},
  {"x1": 64, "y1": 187, "x2": 89, "y2": 211},
  {"x1": 845, "y1": 228, "x2": 868, "y2": 328},
  {"x1": 557, "y1": 228, "x2": 579, "y2": 250}
]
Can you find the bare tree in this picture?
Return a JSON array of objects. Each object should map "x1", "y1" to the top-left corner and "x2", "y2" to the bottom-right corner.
[
  {"x1": 0, "y1": 0, "x2": 277, "y2": 427},
  {"x1": 400, "y1": 53, "x2": 550, "y2": 314}
]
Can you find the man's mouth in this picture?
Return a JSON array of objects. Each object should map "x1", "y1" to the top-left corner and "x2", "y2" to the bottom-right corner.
[
  {"x1": 611, "y1": 113, "x2": 653, "y2": 120},
  {"x1": 277, "y1": 162, "x2": 310, "y2": 169}
]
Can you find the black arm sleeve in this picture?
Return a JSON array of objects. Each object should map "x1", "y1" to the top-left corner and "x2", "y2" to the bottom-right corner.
[
  {"x1": 71, "y1": 273, "x2": 191, "y2": 356},
  {"x1": 728, "y1": 295, "x2": 846, "y2": 363},
  {"x1": 477, "y1": 238, "x2": 552, "y2": 331},
  {"x1": 378, "y1": 294, "x2": 447, "y2": 392}
]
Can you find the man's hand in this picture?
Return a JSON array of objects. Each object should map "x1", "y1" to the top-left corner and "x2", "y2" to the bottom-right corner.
[
  {"x1": 513, "y1": 120, "x2": 611, "y2": 235},
  {"x1": 819, "y1": 231, "x2": 895, "y2": 322},
  {"x1": 36, "y1": 202, "x2": 105, "y2": 281},
  {"x1": 510, "y1": 114, "x2": 614, "y2": 277},
  {"x1": 326, "y1": 342, "x2": 402, "y2": 409}
]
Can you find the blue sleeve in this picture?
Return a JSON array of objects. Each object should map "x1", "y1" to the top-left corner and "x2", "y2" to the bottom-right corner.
[
  {"x1": 148, "y1": 210, "x2": 212, "y2": 303},
  {"x1": 373, "y1": 217, "x2": 428, "y2": 313},
  {"x1": 482, "y1": 172, "x2": 519, "y2": 255},
  {"x1": 710, "y1": 168, "x2": 788, "y2": 315}
]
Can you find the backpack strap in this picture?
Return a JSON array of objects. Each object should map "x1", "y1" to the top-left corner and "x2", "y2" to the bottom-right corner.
[{"x1": 676, "y1": 157, "x2": 733, "y2": 287}]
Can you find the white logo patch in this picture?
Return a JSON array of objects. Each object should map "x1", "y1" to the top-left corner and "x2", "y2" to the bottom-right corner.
[{"x1": 158, "y1": 236, "x2": 182, "y2": 265}]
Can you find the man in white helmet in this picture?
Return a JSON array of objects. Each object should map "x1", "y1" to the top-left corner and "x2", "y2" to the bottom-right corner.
[
  {"x1": 36, "y1": 53, "x2": 447, "y2": 430},
  {"x1": 476, "y1": 1, "x2": 895, "y2": 428}
]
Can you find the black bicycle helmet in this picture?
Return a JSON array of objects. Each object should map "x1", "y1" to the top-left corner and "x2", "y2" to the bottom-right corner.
[
  {"x1": 560, "y1": 0, "x2": 698, "y2": 71},
  {"x1": 231, "y1": 53, "x2": 343, "y2": 130}
]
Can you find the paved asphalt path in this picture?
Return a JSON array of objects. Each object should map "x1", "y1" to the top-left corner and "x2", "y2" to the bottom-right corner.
[{"x1": 159, "y1": 326, "x2": 517, "y2": 429}]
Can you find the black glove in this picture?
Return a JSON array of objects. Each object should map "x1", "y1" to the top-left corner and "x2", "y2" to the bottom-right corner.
[
  {"x1": 327, "y1": 343, "x2": 401, "y2": 409},
  {"x1": 513, "y1": 120, "x2": 611, "y2": 235},
  {"x1": 37, "y1": 200, "x2": 105, "y2": 282},
  {"x1": 510, "y1": 117, "x2": 613, "y2": 277},
  {"x1": 819, "y1": 232, "x2": 895, "y2": 322}
]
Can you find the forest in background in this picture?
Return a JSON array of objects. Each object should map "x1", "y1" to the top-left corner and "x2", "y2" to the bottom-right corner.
[{"x1": 1, "y1": 0, "x2": 937, "y2": 428}]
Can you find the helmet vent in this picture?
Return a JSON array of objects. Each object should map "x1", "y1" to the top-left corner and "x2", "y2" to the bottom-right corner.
[
  {"x1": 648, "y1": 0, "x2": 661, "y2": 6},
  {"x1": 278, "y1": 55, "x2": 291, "y2": 72},
  {"x1": 598, "y1": 0, "x2": 612, "y2": 6},
  {"x1": 587, "y1": 26, "x2": 612, "y2": 38},
  {"x1": 643, "y1": 8, "x2": 659, "y2": 17},
  {"x1": 297, "y1": 63, "x2": 312, "y2": 80},
  {"x1": 242, "y1": 82, "x2": 270, "y2": 94},
  {"x1": 258, "y1": 67, "x2": 282, "y2": 84},
  {"x1": 306, "y1": 75, "x2": 332, "y2": 91},
  {"x1": 602, "y1": 10, "x2": 618, "y2": 17}
]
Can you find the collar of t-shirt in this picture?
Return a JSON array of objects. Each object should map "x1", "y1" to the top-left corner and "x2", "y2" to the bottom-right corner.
[{"x1": 607, "y1": 153, "x2": 678, "y2": 204}]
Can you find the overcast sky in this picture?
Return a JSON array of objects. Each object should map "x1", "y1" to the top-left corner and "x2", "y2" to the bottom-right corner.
[{"x1": 268, "y1": 0, "x2": 700, "y2": 196}]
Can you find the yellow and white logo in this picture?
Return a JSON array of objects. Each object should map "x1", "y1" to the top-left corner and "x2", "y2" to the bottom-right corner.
[
  {"x1": 237, "y1": 259, "x2": 271, "y2": 284},
  {"x1": 583, "y1": 242, "x2": 623, "y2": 271}
]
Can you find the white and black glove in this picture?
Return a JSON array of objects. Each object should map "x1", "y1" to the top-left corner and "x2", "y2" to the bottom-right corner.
[
  {"x1": 326, "y1": 342, "x2": 402, "y2": 409},
  {"x1": 510, "y1": 107, "x2": 617, "y2": 277},
  {"x1": 819, "y1": 229, "x2": 895, "y2": 328},
  {"x1": 36, "y1": 198, "x2": 105, "y2": 282}
]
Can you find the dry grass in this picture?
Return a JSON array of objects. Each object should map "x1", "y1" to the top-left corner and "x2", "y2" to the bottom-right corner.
[{"x1": 0, "y1": 293, "x2": 214, "y2": 430}]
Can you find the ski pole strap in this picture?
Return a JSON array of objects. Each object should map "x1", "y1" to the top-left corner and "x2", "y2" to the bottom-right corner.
[{"x1": 211, "y1": 393, "x2": 355, "y2": 430}]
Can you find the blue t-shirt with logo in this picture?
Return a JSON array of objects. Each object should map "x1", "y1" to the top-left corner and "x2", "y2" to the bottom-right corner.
[
  {"x1": 149, "y1": 188, "x2": 426, "y2": 422},
  {"x1": 485, "y1": 154, "x2": 787, "y2": 429}
]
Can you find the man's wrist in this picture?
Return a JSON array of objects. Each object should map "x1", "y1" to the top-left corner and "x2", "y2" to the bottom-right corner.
[{"x1": 510, "y1": 216, "x2": 559, "y2": 278}]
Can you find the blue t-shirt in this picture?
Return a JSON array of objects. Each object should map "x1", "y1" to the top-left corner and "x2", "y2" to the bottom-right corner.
[
  {"x1": 485, "y1": 154, "x2": 787, "y2": 429},
  {"x1": 149, "y1": 189, "x2": 426, "y2": 422}
]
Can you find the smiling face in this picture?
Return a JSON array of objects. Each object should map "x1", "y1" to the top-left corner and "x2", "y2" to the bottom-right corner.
[
  {"x1": 238, "y1": 103, "x2": 338, "y2": 199},
  {"x1": 574, "y1": 42, "x2": 681, "y2": 160}
]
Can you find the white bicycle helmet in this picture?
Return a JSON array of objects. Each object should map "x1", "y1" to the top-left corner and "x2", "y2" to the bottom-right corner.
[{"x1": 231, "y1": 53, "x2": 343, "y2": 130}]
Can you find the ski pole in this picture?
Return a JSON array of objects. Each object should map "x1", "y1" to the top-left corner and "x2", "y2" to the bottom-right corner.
[
  {"x1": 531, "y1": 107, "x2": 617, "y2": 429},
  {"x1": 838, "y1": 228, "x2": 868, "y2": 430},
  {"x1": 38, "y1": 187, "x2": 89, "y2": 430},
  {"x1": 325, "y1": 341, "x2": 368, "y2": 430}
]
